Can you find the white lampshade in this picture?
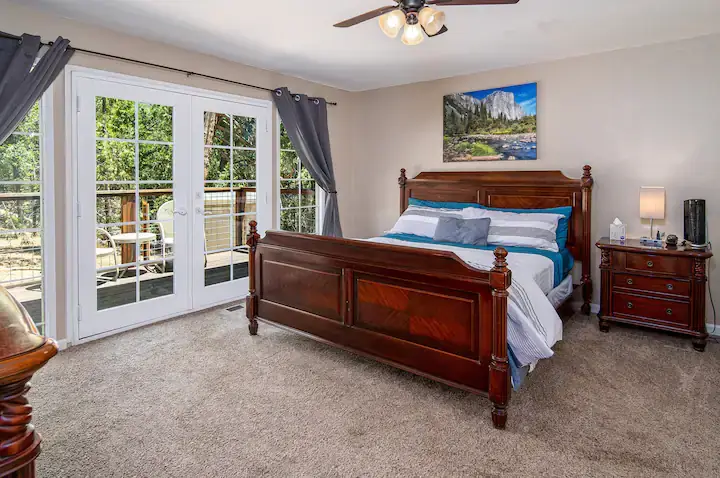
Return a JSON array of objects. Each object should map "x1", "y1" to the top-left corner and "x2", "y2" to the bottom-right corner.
[
  {"x1": 418, "y1": 7, "x2": 446, "y2": 36},
  {"x1": 639, "y1": 187, "x2": 665, "y2": 220},
  {"x1": 401, "y1": 23, "x2": 424, "y2": 46},
  {"x1": 379, "y1": 9, "x2": 406, "y2": 38}
]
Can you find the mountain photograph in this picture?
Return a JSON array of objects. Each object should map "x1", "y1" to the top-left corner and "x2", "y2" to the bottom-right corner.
[{"x1": 443, "y1": 82, "x2": 537, "y2": 162}]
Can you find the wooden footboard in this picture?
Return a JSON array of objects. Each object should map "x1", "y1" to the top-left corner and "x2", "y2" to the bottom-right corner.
[{"x1": 245, "y1": 221, "x2": 512, "y2": 429}]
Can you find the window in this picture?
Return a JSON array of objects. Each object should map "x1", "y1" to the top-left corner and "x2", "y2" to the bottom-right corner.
[
  {"x1": 0, "y1": 101, "x2": 49, "y2": 334},
  {"x1": 278, "y1": 123, "x2": 320, "y2": 233}
]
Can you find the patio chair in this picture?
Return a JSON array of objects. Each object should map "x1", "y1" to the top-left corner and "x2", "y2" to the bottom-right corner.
[
  {"x1": 156, "y1": 200, "x2": 175, "y2": 273},
  {"x1": 96, "y1": 228, "x2": 119, "y2": 282},
  {"x1": 156, "y1": 200, "x2": 208, "y2": 271}
]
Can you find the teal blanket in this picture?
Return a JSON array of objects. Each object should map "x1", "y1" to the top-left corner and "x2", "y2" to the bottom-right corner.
[{"x1": 382, "y1": 233, "x2": 573, "y2": 288}]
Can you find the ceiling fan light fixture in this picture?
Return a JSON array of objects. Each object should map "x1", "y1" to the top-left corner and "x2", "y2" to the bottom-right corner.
[
  {"x1": 401, "y1": 23, "x2": 424, "y2": 46},
  {"x1": 418, "y1": 7, "x2": 446, "y2": 36},
  {"x1": 378, "y1": 9, "x2": 407, "y2": 38}
]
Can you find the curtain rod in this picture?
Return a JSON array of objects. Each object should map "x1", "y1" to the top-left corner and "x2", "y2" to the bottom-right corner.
[{"x1": 0, "y1": 31, "x2": 338, "y2": 106}]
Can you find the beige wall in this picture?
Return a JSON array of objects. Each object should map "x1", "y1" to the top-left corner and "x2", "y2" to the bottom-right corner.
[
  {"x1": 3, "y1": 0, "x2": 719, "y2": 339},
  {"x1": 0, "y1": 2, "x2": 359, "y2": 340},
  {"x1": 350, "y1": 34, "x2": 720, "y2": 312}
]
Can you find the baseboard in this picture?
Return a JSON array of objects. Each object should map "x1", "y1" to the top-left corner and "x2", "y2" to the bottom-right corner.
[
  {"x1": 571, "y1": 301, "x2": 600, "y2": 315},
  {"x1": 707, "y1": 324, "x2": 720, "y2": 337},
  {"x1": 55, "y1": 339, "x2": 69, "y2": 351}
]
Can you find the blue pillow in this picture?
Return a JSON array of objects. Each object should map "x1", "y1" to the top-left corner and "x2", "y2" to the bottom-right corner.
[
  {"x1": 408, "y1": 198, "x2": 481, "y2": 210},
  {"x1": 477, "y1": 204, "x2": 573, "y2": 250}
]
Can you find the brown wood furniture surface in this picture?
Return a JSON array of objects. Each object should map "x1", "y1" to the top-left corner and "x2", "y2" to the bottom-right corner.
[
  {"x1": 0, "y1": 286, "x2": 58, "y2": 478},
  {"x1": 596, "y1": 237, "x2": 713, "y2": 351},
  {"x1": 246, "y1": 167, "x2": 593, "y2": 429}
]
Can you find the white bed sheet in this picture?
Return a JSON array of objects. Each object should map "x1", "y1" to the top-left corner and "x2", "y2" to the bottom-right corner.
[
  {"x1": 367, "y1": 237, "x2": 563, "y2": 367},
  {"x1": 547, "y1": 275, "x2": 574, "y2": 309}
]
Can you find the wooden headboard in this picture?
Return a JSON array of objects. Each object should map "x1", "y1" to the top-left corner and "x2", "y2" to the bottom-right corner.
[{"x1": 398, "y1": 166, "x2": 595, "y2": 314}]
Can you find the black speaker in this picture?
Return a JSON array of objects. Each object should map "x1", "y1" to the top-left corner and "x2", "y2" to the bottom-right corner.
[{"x1": 684, "y1": 199, "x2": 707, "y2": 247}]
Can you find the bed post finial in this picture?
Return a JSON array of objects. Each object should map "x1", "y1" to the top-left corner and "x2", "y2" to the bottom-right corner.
[
  {"x1": 399, "y1": 168, "x2": 407, "y2": 214},
  {"x1": 489, "y1": 247, "x2": 511, "y2": 429},
  {"x1": 581, "y1": 165, "x2": 594, "y2": 315},
  {"x1": 582, "y1": 165, "x2": 594, "y2": 189},
  {"x1": 246, "y1": 220, "x2": 260, "y2": 335}
]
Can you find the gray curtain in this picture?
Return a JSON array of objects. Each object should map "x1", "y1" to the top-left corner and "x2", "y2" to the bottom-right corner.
[
  {"x1": 273, "y1": 87, "x2": 342, "y2": 237},
  {"x1": 0, "y1": 33, "x2": 74, "y2": 144}
]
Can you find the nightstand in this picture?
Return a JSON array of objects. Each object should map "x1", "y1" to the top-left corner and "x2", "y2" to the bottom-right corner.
[{"x1": 596, "y1": 237, "x2": 713, "y2": 351}]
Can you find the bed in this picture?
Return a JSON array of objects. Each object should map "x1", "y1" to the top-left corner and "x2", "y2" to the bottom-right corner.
[{"x1": 245, "y1": 167, "x2": 594, "y2": 429}]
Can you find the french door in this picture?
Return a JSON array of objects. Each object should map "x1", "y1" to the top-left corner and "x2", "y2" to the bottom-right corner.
[
  {"x1": 191, "y1": 97, "x2": 271, "y2": 308},
  {"x1": 75, "y1": 73, "x2": 271, "y2": 340}
]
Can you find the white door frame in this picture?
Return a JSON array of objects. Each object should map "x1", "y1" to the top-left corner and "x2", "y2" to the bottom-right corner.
[{"x1": 65, "y1": 66, "x2": 273, "y2": 345}]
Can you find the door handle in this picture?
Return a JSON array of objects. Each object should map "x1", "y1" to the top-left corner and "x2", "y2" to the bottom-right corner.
[{"x1": 174, "y1": 209, "x2": 188, "y2": 216}]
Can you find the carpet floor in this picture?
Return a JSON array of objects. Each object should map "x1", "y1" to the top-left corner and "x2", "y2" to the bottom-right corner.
[{"x1": 30, "y1": 309, "x2": 719, "y2": 477}]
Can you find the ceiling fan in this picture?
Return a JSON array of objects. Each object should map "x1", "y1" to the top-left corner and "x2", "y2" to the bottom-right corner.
[{"x1": 334, "y1": 0, "x2": 520, "y2": 46}]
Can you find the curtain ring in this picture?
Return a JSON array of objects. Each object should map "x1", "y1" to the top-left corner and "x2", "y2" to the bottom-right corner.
[
  {"x1": 274, "y1": 89, "x2": 283, "y2": 97},
  {"x1": 294, "y1": 95, "x2": 301, "y2": 102},
  {"x1": 314, "y1": 99, "x2": 320, "y2": 105}
]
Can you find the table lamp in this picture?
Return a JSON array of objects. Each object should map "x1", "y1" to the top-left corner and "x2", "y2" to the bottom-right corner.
[{"x1": 640, "y1": 186, "x2": 665, "y2": 244}]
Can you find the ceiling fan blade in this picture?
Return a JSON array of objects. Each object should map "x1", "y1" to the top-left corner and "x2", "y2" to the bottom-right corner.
[
  {"x1": 428, "y1": 0, "x2": 520, "y2": 5},
  {"x1": 423, "y1": 24, "x2": 449, "y2": 38},
  {"x1": 334, "y1": 6, "x2": 398, "y2": 28}
]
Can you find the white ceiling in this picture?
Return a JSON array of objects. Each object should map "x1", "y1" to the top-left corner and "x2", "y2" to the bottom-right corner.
[{"x1": 15, "y1": 0, "x2": 720, "y2": 91}]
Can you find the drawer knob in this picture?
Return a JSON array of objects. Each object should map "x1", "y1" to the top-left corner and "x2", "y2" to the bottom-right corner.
[
  {"x1": 626, "y1": 278, "x2": 634, "y2": 285},
  {"x1": 666, "y1": 308, "x2": 673, "y2": 316},
  {"x1": 647, "y1": 261, "x2": 654, "y2": 268},
  {"x1": 627, "y1": 302, "x2": 634, "y2": 309},
  {"x1": 666, "y1": 284, "x2": 674, "y2": 291}
]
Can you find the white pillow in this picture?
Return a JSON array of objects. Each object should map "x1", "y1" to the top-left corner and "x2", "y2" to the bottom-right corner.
[
  {"x1": 463, "y1": 207, "x2": 564, "y2": 252},
  {"x1": 388, "y1": 205, "x2": 463, "y2": 238}
]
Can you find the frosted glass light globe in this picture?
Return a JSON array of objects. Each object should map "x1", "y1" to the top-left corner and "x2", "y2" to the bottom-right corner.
[
  {"x1": 401, "y1": 23, "x2": 424, "y2": 46},
  {"x1": 418, "y1": 7, "x2": 446, "y2": 36},
  {"x1": 379, "y1": 10, "x2": 407, "y2": 38}
]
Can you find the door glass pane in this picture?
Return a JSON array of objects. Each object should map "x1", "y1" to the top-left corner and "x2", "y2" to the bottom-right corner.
[
  {"x1": 202, "y1": 110, "x2": 257, "y2": 289},
  {"x1": 204, "y1": 113, "x2": 230, "y2": 146},
  {"x1": 236, "y1": 214, "x2": 256, "y2": 249},
  {"x1": 205, "y1": 216, "x2": 231, "y2": 252},
  {"x1": 96, "y1": 183, "x2": 135, "y2": 225},
  {"x1": 0, "y1": 101, "x2": 45, "y2": 334},
  {"x1": 96, "y1": 97, "x2": 135, "y2": 139},
  {"x1": 233, "y1": 150, "x2": 256, "y2": 181},
  {"x1": 232, "y1": 116, "x2": 256, "y2": 148},
  {"x1": 96, "y1": 140, "x2": 135, "y2": 181},
  {"x1": 232, "y1": 249, "x2": 249, "y2": 280},
  {"x1": 139, "y1": 144, "x2": 173, "y2": 181},
  {"x1": 204, "y1": 182, "x2": 232, "y2": 215},
  {"x1": 204, "y1": 148, "x2": 230, "y2": 181},
  {"x1": 138, "y1": 103, "x2": 173, "y2": 142},
  {"x1": 93, "y1": 96, "x2": 176, "y2": 311}
]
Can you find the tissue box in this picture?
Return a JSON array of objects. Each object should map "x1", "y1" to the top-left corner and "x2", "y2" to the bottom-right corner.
[{"x1": 610, "y1": 223, "x2": 626, "y2": 241}]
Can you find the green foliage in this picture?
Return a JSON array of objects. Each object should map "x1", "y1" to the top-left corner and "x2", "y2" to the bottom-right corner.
[
  {"x1": 471, "y1": 142, "x2": 497, "y2": 156},
  {"x1": 0, "y1": 103, "x2": 41, "y2": 231}
]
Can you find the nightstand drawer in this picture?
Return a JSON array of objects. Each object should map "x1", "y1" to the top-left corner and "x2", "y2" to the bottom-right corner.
[
  {"x1": 625, "y1": 253, "x2": 691, "y2": 276},
  {"x1": 613, "y1": 292, "x2": 690, "y2": 327},
  {"x1": 613, "y1": 273, "x2": 690, "y2": 298}
]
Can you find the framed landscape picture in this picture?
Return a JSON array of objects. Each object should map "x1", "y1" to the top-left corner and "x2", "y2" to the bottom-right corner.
[{"x1": 443, "y1": 82, "x2": 537, "y2": 162}]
